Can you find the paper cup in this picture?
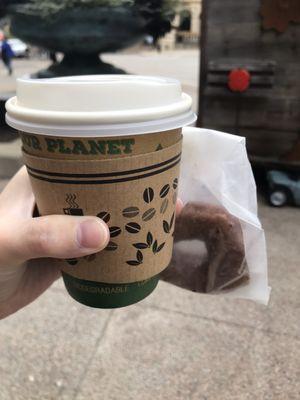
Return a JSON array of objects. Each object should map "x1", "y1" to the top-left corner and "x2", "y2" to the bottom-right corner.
[{"x1": 6, "y1": 75, "x2": 196, "y2": 308}]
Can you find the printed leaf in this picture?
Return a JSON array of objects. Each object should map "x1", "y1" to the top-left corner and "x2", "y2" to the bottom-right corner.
[
  {"x1": 136, "y1": 250, "x2": 143, "y2": 263},
  {"x1": 156, "y1": 242, "x2": 165, "y2": 253},
  {"x1": 163, "y1": 220, "x2": 170, "y2": 234},
  {"x1": 147, "y1": 232, "x2": 153, "y2": 246},
  {"x1": 152, "y1": 240, "x2": 158, "y2": 253},
  {"x1": 126, "y1": 260, "x2": 141, "y2": 266},
  {"x1": 133, "y1": 243, "x2": 149, "y2": 249}
]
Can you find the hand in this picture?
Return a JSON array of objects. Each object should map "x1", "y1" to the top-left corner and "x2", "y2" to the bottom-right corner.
[{"x1": 0, "y1": 167, "x2": 110, "y2": 319}]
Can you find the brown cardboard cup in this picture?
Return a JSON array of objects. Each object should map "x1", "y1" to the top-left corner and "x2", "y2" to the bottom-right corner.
[
  {"x1": 6, "y1": 75, "x2": 195, "y2": 308},
  {"x1": 21, "y1": 130, "x2": 182, "y2": 308}
]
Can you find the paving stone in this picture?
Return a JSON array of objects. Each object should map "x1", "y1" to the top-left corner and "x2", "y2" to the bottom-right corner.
[
  {"x1": 192, "y1": 330, "x2": 300, "y2": 400},
  {"x1": 0, "y1": 288, "x2": 112, "y2": 400},
  {"x1": 75, "y1": 305, "x2": 253, "y2": 400}
]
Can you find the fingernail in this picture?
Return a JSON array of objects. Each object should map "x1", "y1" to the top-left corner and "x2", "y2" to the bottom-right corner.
[{"x1": 77, "y1": 219, "x2": 109, "y2": 250}]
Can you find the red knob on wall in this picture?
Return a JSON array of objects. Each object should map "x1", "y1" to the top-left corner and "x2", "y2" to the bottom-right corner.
[{"x1": 228, "y1": 68, "x2": 251, "y2": 92}]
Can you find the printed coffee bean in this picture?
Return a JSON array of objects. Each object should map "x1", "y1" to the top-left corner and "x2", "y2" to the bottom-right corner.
[
  {"x1": 125, "y1": 222, "x2": 141, "y2": 234},
  {"x1": 173, "y1": 178, "x2": 178, "y2": 190},
  {"x1": 85, "y1": 254, "x2": 96, "y2": 262},
  {"x1": 142, "y1": 208, "x2": 156, "y2": 221},
  {"x1": 66, "y1": 258, "x2": 78, "y2": 266},
  {"x1": 160, "y1": 198, "x2": 169, "y2": 214},
  {"x1": 122, "y1": 206, "x2": 139, "y2": 218},
  {"x1": 170, "y1": 212, "x2": 175, "y2": 230},
  {"x1": 160, "y1": 184, "x2": 170, "y2": 198},
  {"x1": 97, "y1": 211, "x2": 110, "y2": 223},
  {"x1": 172, "y1": 191, "x2": 177, "y2": 205},
  {"x1": 109, "y1": 226, "x2": 122, "y2": 238},
  {"x1": 143, "y1": 187, "x2": 154, "y2": 203},
  {"x1": 105, "y1": 241, "x2": 118, "y2": 251}
]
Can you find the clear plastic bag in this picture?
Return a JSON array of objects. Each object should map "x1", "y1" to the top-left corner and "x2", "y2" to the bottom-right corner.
[{"x1": 162, "y1": 127, "x2": 270, "y2": 305}]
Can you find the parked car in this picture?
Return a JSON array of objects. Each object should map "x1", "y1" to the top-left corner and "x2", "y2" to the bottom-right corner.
[
  {"x1": 267, "y1": 170, "x2": 300, "y2": 207},
  {"x1": 0, "y1": 38, "x2": 29, "y2": 58}
]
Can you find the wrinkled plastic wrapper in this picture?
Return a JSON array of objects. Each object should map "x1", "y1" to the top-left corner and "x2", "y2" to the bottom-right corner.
[{"x1": 163, "y1": 127, "x2": 270, "y2": 305}]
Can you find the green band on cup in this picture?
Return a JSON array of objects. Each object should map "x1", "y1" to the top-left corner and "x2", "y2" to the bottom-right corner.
[{"x1": 62, "y1": 272, "x2": 159, "y2": 309}]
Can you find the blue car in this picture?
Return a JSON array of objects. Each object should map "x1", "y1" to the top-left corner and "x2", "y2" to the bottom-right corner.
[{"x1": 267, "y1": 170, "x2": 300, "y2": 207}]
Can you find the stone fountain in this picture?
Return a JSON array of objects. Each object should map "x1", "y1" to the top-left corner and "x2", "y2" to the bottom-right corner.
[
  {"x1": 0, "y1": 1, "x2": 176, "y2": 134},
  {"x1": 6, "y1": 0, "x2": 177, "y2": 77}
]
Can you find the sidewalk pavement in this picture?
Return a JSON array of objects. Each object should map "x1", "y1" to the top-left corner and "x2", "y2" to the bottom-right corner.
[
  {"x1": 0, "y1": 199, "x2": 299, "y2": 400},
  {"x1": 0, "y1": 52, "x2": 299, "y2": 400}
]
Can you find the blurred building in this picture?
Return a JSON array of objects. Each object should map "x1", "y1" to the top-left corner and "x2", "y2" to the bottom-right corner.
[{"x1": 160, "y1": 0, "x2": 202, "y2": 50}]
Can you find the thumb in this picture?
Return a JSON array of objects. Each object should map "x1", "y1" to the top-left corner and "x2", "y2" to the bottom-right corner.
[{"x1": 0, "y1": 215, "x2": 110, "y2": 266}]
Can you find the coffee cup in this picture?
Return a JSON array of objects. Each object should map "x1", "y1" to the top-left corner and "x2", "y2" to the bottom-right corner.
[{"x1": 6, "y1": 75, "x2": 196, "y2": 308}]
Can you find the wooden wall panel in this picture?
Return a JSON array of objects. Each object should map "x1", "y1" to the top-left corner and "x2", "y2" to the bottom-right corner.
[{"x1": 199, "y1": 0, "x2": 300, "y2": 164}]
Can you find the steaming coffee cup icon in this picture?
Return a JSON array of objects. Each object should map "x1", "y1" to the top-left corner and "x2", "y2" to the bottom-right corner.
[
  {"x1": 63, "y1": 194, "x2": 84, "y2": 216},
  {"x1": 64, "y1": 208, "x2": 84, "y2": 216}
]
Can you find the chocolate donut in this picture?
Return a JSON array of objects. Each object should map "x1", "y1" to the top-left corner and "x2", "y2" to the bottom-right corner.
[{"x1": 162, "y1": 202, "x2": 249, "y2": 293}]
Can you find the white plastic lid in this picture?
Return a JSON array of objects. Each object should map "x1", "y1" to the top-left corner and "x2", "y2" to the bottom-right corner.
[{"x1": 5, "y1": 75, "x2": 196, "y2": 137}]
